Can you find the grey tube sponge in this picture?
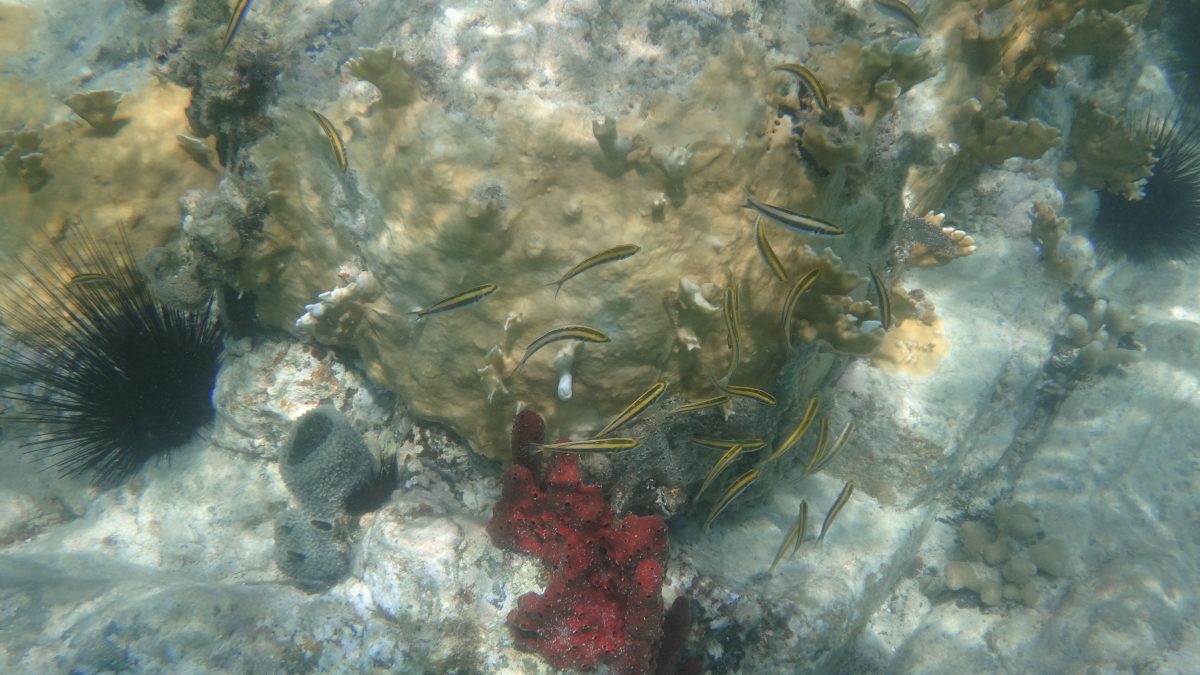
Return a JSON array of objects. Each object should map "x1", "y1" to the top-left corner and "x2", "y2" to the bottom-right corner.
[
  {"x1": 273, "y1": 508, "x2": 349, "y2": 589},
  {"x1": 280, "y1": 406, "x2": 379, "y2": 514}
]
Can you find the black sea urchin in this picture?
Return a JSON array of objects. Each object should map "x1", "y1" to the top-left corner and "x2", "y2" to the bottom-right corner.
[
  {"x1": 1091, "y1": 105, "x2": 1200, "y2": 262},
  {"x1": 0, "y1": 229, "x2": 223, "y2": 485}
]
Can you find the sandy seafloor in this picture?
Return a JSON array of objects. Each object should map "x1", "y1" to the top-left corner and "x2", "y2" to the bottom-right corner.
[{"x1": 1, "y1": 0, "x2": 1199, "y2": 673}]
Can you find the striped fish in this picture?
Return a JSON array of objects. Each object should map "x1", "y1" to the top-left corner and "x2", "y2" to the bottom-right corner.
[
  {"x1": 867, "y1": 264, "x2": 892, "y2": 330},
  {"x1": 548, "y1": 244, "x2": 639, "y2": 298},
  {"x1": 68, "y1": 272, "x2": 115, "y2": 287},
  {"x1": 724, "y1": 281, "x2": 741, "y2": 379},
  {"x1": 763, "y1": 396, "x2": 820, "y2": 464},
  {"x1": 695, "y1": 443, "x2": 745, "y2": 502},
  {"x1": 803, "y1": 417, "x2": 832, "y2": 475},
  {"x1": 310, "y1": 109, "x2": 349, "y2": 173},
  {"x1": 710, "y1": 376, "x2": 777, "y2": 406},
  {"x1": 771, "y1": 63, "x2": 830, "y2": 113},
  {"x1": 218, "y1": 0, "x2": 253, "y2": 62},
  {"x1": 769, "y1": 500, "x2": 809, "y2": 572},
  {"x1": 741, "y1": 188, "x2": 846, "y2": 237},
  {"x1": 692, "y1": 437, "x2": 767, "y2": 451},
  {"x1": 874, "y1": 0, "x2": 921, "y2": 34},
  {"x1": 753, "y1": 216, "x2": 789, "y2": 282},
  {"x1": 512, "y1": 324, "x2": 610, "y2": 374},
  {"x1": 781, "y1": 269, "x2": 821, "y2": 347},
  {"x1": 667, "y1": 395, "x2": 730, "y2": 416},
  {"x1": 536, "y1": 437, "x2": 639, "y2": 454},
  {"x1": 704, "y1": 468, "x2": 760, "y2": 528},
  {"x1": 410, "y1": 283, "x2": 497, "y2": 318},
  {"x1": 594, "y1": 381, "x2": 667, "y2": 438},
  {"x1": 808, "y1": 421, "x2": 854, "y2": 475},
  {"x1": 817, "y1": 482, "x2": 855, "y2": 544}
]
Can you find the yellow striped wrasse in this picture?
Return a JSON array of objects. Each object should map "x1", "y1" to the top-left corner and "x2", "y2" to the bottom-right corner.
[
  {"x1": 667, "y1": 395, "x2": 730, "y2": 416},
  {"x1": 218, "y1": 0, "x2": 253, "y2": 62},
  {"x1": 692, "y1": 437, "x2": 767, "y2": 451},
  {"x1": 763, "y1": 396, "x2": 820, "y2": 464},
  {"x1": 310, "y1": 109, "x2": 349, "y2": 173},
  {"x1": 548, "y1": 244, "x2": 639, "y2": 298},
  {"x1": 512, "y1": 324, "x2": 610, "y2": 374},
  {"x1": 594, "y1": 381, "x2": 667, "y2": 438},
  {"x1": 769, "y1": 499, "x2": 809, "y2": 572},
  {"x1": 68, "y1": 272, "x2": 115, "y2": 287},
  {"x1": 771, "y1": 63, "x2": 830, "y2": 113},
  {"x1": 723, "y1": 281, "x2": 741, "y2": 378},
  {"x1": 753, "y1": 216, "x2": 788, "y2": 282},
  {"x1": 410, "y1": 283, "x2": 497, "y2": 318},
  {"x1": 808, "y1": 421, "x2": 854, "y2": 475},
  {"x1": 536, "y1": 437, "x2": 639, "y2": 454},
  {"x1": 710, "y1": 376, "x2": 777, "y2": 406},
  {"x1": 803, "y1": 417, "x2": 832, "y2": 475},
  {"x1": 695, "y1": 443, "x2": 745, "y2": 502},
  {"x1": 781, "y1": 269, "x2": 821, "y2": 347},
  {"x1": 817, "y1": 481, "x2": 855, "y2": 544},
  {"x1": 874, "y1": 0, "x2": 921, "y2": 34},
  {"x1": 867, "y1": 264, "x2": 892, "y2": 330},
  {"x1": 741, "y1": 188, "x2": 846, "y2": 237},
  {"x1": 704, "y1": 468, "x2": 760, "y2": 528}
]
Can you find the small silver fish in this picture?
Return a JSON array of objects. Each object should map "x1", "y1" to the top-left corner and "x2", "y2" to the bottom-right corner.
[
  {"x1": 742, "y1": 188, "x2": 846, "y2": 237},
  {"x1": 512, "y1": 324, "x2": 610, "y2": 374},
  {"x1": 548, "y1": 244, "x2": 640, "y2": 298},
  {"x1": 410, "y1": 283, "x2": 497, "y2": 318}
]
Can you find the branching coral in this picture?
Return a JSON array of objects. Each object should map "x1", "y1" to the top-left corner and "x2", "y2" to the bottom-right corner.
[
  {"x1": 900, "y1": 211, "x2": 976, "y2": 268},
  {"x1": 1068, "y1": 100, "x2": 1154, "y2": 201}
]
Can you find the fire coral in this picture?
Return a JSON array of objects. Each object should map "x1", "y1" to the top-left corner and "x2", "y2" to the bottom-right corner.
[{"x1": 487, "y1": 409, "x2": 669, "y2": 673}]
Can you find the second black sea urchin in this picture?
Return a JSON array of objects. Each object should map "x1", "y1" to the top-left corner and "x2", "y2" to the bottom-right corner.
[
  {"x1": 0, "y1": 229, "x2": 223, "y2": 485},
  {"x1": 1091, "y1": 104, "x2": 1200, "y2": 262}
]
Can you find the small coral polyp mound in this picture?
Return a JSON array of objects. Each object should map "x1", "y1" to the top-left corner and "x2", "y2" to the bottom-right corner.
[{"x1": 488, "y1": 411, "x2": 668, "y2": 673}]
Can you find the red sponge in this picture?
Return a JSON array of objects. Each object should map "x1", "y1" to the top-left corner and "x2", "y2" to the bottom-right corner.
[{"x1": 488, "y1": 411, "x2": 669, "y2": 673}]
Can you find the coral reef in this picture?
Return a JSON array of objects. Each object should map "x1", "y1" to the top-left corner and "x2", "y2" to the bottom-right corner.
[
  {"x1": 945, "y1": 502, "x2": 1071, "y2": 608},
  {"x1": 488, "y1": 410, "x2": 669, "y2": 673}
]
